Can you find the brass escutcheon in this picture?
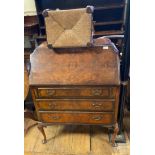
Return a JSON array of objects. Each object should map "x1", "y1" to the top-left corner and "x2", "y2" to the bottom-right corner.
[
  {"x1": 92, "y1": 102, "x2": 102, "y2": 108},
  {"x1": 48, "y1": 102, "x2": 56, "y2": 109},
  {"x1": 47, "y1": 89, "x2": 55, "y2": 96},
  {"x1": 92, "y1": 115, "x2": 103, "y2": 121},
  {"x1": 92, "y1": 89, "x2": 102, "y2": 96},
  {"x1": 49, "y1": 116, "x2": 60, "y2": 120}
]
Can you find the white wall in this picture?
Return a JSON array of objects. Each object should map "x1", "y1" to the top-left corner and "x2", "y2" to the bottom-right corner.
[{"x1": 24, "y1": 0, "x2": 37, "y2": 16}]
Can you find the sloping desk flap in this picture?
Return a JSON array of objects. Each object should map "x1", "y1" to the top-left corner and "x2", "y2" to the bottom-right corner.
[{"x1": 30, "y1": 42, "x2": 120, "y2": 86}]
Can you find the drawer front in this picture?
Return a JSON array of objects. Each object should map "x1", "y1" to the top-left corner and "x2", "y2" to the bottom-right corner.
[
  {"x1": 39, "y1": 111, "x2": 114, "y2": 124},
  {"x1": 36, "y1": 99, "x2": 114, "y2": 111},
  {"x1": 36, "y1": 87, "x2": 114, "y2": 99}
]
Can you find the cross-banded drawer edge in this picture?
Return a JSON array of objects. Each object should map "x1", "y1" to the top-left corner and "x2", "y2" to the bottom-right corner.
[
  {"x1": 32, "y1": 86, "x2": 115, "y2": 99},
  {"x1": 38, "y1": 111, "x2": 114, "y2": 125},
  {"x1": 35, "y1": 99, "x2": 115, "y2": 112}
]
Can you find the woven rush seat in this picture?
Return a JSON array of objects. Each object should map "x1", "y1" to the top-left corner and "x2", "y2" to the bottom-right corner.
[{"x1": 43, "y1": 6, "x2": 94, "y2": 48}]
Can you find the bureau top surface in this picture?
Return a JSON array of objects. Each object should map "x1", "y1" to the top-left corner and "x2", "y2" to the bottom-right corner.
[{"x1": 29, "y1": 42, "x2": 120, "y2": 86}]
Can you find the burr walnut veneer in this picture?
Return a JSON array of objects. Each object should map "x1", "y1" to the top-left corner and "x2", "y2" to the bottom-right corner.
[{"x1": 30, "y1": 41, "x2": 120, "y2": 146}]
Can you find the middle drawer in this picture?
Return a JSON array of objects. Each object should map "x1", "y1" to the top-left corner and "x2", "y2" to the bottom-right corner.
[{"x1": 36, "y1": 99, "x2": 114, "y2": 112}]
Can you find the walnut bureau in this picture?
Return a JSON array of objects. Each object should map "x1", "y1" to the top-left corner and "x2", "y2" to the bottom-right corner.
[{"x1": 29, "y1": 41, "x2": 120, "y2": 146}]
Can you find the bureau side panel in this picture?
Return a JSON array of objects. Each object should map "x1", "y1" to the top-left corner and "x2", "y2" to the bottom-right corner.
[
  {"x1": 30, "y1": 87, "x2": 40, "y2": 121},
  {"x1": 114, "y1": 86, "x2": 120, "y2": 122}
]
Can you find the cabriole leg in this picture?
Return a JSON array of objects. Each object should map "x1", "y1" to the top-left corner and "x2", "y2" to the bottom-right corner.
[
  {"x1": 37, "y1": 124, "x2": 47, "y2": 144},
  {"x1": 111, "y1": 123, "x2": 119, "y2": 147}
]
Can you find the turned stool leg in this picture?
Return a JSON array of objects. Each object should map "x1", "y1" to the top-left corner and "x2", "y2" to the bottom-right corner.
[
  {"x1": 111, "y1": 123, "x2": 119, "y2": 147},
  {"x1": 37, "y1": 124, "x2": 47, "y2": 144}
]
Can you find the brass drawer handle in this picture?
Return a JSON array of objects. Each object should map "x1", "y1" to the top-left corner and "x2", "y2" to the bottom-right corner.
[
  {"x1": 92, "y1": 102, "x2": 102, "y2": 108},
  {"x1": 92, "y1": 89, "x2": 102, "y2": 96},
  {"x1": 46, "y1": 89, "x2": 55, "y2": 96},
  {"x1": 92, "y1": 115, "x2": 103, "y2": 121},
  {"x1": 48, "y1": 116, "x2": 61, "y2": 120},
  {"x1": 48, "y1": 103, "x2": 56, "y2": 109}
]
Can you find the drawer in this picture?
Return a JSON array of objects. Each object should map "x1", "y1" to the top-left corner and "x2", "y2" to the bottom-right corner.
[
  {"x1": 39, "y1": 111, "x2": 114, "y2": 124},
  {"x1": 36, "y1": 99, "x2": 114, "y2": 111},
  {"x1": 35, "y1": 87, "x2": 114, "y2": 99}
]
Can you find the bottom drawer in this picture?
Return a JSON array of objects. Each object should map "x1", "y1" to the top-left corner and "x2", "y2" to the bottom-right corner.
[{"x1": 39, "y1": 111, "x2": 114, "y2": 125}]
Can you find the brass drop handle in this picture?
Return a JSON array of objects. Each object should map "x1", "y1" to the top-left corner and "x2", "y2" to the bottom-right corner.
[
  {"x1": 47, "y1": 89, "x2": 55, "y2": 96},
  {"x1": 48, "y1": 116, "x2": 61, "y2": 120},
  {"x1": 48, "y1": 102, "x2": 56, "y2": 109},
  {"x1": 92, "y1": 89, "x2": 102, "y2": 96},
  {"x1": 92, "y1": 115, "x2": 103, "y2": 121},
  {"x1": 92, "y1": 102, "x2": 102, "y2": 108}
]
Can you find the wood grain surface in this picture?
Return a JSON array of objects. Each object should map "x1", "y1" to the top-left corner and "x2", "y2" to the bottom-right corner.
[
  {"x1": 36, "y1": 99, "x2": 114, "y2": 111},
  {"x1": 39, "y1": 111, "x2": 114, "y2": 124},
  {"x1": 24, "y1": 119, "x2": 130, "y2": 155},
  {"x1": 24, "y1": 64, "x2": 29, "y2": 100},
  {"x1": 29, "y1": 37, "x2": 121, "y2": 146},
  {"x1": 29, "y1": 42, "x2": 120, "y2": 85}
]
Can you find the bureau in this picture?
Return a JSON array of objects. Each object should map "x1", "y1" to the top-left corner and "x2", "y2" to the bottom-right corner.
[{"x1": 29, "y1": 40, "x2": 120, "y2": 146}]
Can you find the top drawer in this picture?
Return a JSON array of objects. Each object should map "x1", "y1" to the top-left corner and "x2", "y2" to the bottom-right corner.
[{"x1": 34, "y1": 87, "x2": 115, "y2": 99}]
